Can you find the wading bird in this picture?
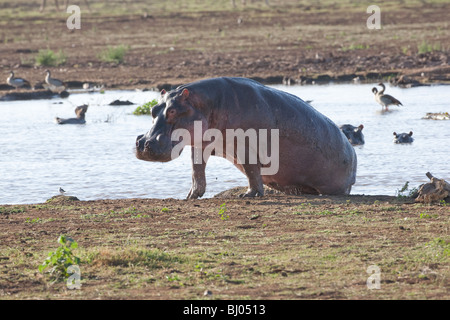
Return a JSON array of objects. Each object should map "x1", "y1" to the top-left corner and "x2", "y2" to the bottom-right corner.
[{"x1": 372, "y1": 83, "x2": 403, "y2": 111}]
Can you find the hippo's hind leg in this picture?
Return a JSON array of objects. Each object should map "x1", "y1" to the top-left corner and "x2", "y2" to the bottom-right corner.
[
  {"x1": 187, "y1": 147, "x2": 207, "y2": 199},
  {"x1": 239, "y1": 163, "x2": 264, "y2": 198}
]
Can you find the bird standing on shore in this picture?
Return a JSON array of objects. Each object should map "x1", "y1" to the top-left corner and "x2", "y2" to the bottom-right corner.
[
  {"x1": 372, "y1": 83, "x2": 403, "y2": 111},
  {"x1": 7, "y1": 71, "x2": 31, "y2": 89},
  {"x1": 59, "y1": 187, "x2": 66, "y2": 195},
  {"x1": 45, "y1": 70, "x2": 66, "y2": 93}
]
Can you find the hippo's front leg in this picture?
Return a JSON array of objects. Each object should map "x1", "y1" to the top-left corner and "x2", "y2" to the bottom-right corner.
[
  {"x1": 187, "y1": 147, "x2": 207, "y2": 199},
  {"x1": 240, "y1": 163, "x2": 264, "y2": 198}
]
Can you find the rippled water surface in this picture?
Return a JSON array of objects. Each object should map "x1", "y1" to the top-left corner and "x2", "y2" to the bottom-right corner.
[{"x1": 0, "y1": 83, "x2": 449, "y2": 204}]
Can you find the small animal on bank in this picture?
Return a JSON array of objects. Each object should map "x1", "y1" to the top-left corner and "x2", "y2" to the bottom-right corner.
[
  {"x1": 45, "y1": 70, "x2": 66, "y2": 93},
  {"x1": 55, "y1": 105, "x2": 88, "y2": 124},
  {"x1": 340, "y1": 124, "x2": 365, "y2": 146},
  {"x1": 393, "y1": 131, "x2": 414, "y2": 144},
  {"x1": 6, "y1": 71, "x2": 31, "y2": 89},
  {"x1": 372, "y1": 83, "x2": 403, "y2": 111}
]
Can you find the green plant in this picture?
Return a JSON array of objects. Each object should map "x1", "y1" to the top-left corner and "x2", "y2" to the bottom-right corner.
[
  {"x1": 161, "y1": 207, "x2": 169, "y2": 213},
  {"x1": 218, "y1": 202, "x2": 229, "y2": 221},
  {"x1": 98, "y1": 45, "x2": 129, "y2": 64},
  {"x1": 25, "y1": 217, "x2": 41, "y2": 223},
  {"x1": 133, "y1": 99, "x2": 158, "y2": 115},
  {"x1": 396, "y1": 181, "x2": 418, "y2": 198},
  {"x1": 35, "y1": 49, "x2": 66, "y2": 66},
  {"x1": 39, "y1": 235, "x2": 81, "y2": 282},
  {"x1": 426, "y1": 238, "x2": 450, "y2": 258},
  {"x1": 341, "y1": 43, "x2": 369, "y2": 52},
  {"x1": 0, "y1": 206, "x2": 26, "y2": 214},
  {"x1": 417, "y1": 40, "x2": 441, "y2": 54}
]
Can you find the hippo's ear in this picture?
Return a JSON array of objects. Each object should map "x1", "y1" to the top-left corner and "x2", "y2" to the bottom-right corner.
[
  {"x1": 181, "y1": 88, "x2": 189, "y2": 100},
  {"x1": 160, "y1": 89, "x2": 166, "y2": 95}
]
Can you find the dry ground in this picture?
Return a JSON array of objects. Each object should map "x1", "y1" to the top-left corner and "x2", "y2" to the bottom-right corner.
[
  {"x1": 0, "y1": 191, "x2": 448, "y2": 300},
  {"x1": 0, "y1": 0, "x2": 449, "y2": 91}
]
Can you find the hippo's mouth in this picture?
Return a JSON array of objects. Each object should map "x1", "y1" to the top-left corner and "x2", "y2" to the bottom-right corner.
[{"x1": 135, "y1": 125, "x2": 184, "y2": 162}]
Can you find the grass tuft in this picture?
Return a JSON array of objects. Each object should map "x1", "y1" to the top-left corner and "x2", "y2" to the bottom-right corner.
[
  {"x1": 98, "y1": 45, "x2": 129, "y2": 64},
  {"x1": 35, "y1": 49, "x2": 66, "y2": 66}
]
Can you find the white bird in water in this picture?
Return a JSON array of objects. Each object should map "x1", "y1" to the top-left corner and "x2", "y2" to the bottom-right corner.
[
  {"x1": 372, "y1": 83, "x2": 403, "y2": 111},
  {"x1": 45, "y1": 69, "x2": 66, "y2": 93},
  {"x1": 59, "y1": 187, "x2": 66, "y2": 195},
  {"x1": 7, "y1": 71, "x2": 31, "y2": 89}
]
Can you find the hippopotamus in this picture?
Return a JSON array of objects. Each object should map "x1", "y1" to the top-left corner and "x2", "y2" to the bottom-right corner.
[
  {"x1": 393, "y1": 131, "x2": 414, "y2": 144},
  {"x1": 340, "y1": 124, "x2": 365, "y2": 146},
  {"x1": 135, "y1": 77, "x2": 357, "y2": 198},
  {"x1": 55, "y1": 105, "x2": 88, "y2": 124}
]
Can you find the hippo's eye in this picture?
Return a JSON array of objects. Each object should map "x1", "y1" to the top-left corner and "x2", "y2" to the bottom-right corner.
[{"x1": 168, "y1": 109, "x2": 176, "y2": 116}]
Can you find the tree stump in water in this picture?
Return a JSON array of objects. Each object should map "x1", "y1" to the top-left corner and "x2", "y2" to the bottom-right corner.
[{"x1": 415, "y1": 172, "x2": 450, "y2": 203}]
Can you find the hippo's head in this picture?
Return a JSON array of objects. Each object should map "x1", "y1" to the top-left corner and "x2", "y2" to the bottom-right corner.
[
  {"x1": 393, "y1": 131, "x2": 414, "y2": 144},
  {"x1": 135, "y1": 87, "x2": 206, "y2": 162},
  {"x1": 340, "y1": 124, "x2": 365, "y2": 146}
]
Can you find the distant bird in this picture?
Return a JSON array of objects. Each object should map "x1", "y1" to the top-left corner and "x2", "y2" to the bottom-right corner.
[
  {"x1": 372, "y1": 83, "x2": 403, "y2": 111},
  {"x1": 59, "y1": 187, "x2": 66, "y2": 195},
  {"x1": 45, "y1": 69, "x2": 66, "y2": 93},
  {"x1": 6, "y1": 71, "x2": 31, "y2": 89},
  {"x1": 55, "y1": 104, "x2": 88, "y2": 124}
]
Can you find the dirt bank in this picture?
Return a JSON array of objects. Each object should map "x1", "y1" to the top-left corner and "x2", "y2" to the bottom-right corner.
[
  {"x1": 1, "y1": 0, "x2": 449, "y2": 91},
  {"x1": 0, "y1": 191, "x2": 449, "y2": 300}
]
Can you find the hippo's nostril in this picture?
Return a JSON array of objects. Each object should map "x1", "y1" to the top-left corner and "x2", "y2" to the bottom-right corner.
[
  {"x1": 156, "y1": 134, "x2": 170, "y2": 147},
  {"x1": 144, "y1": 140, "x2": 151, "y2": 149},
  {"x1": 136, "y1": 134, "x2": 144, "y2": 141}
]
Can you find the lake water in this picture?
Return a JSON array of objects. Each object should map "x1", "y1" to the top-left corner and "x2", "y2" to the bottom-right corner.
[{"x1": 0, "y1": 83, "x2": 449, "y2": 205}]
